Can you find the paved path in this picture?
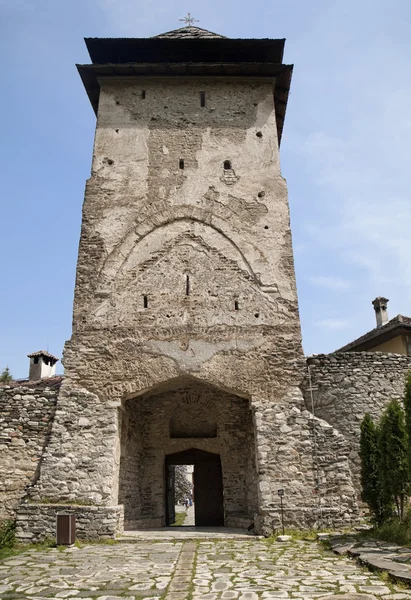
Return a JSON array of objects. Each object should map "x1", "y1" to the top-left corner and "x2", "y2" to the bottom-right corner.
[
  {"x1": 1, "y1": 538, "x2": 411, "y2": 600},
  {"x1": 184, "y1": 504, "x2": 195, "y2": 526},
  {"x1": 120, "y1": 526, "x2": 254, "y2": 540}
]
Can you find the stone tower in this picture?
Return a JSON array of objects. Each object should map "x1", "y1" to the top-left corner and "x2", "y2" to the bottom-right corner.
[{"x1": 16, "y1": 25, "x2": 358, "y2": 539}]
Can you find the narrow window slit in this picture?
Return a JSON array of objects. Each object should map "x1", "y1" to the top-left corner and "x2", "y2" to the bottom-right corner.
[
  {"x1": 234, "y1": 300, "x2": 239, "y2": 311},
  {"x1": 141, "y1": 90, "x2": 146, "y2": 99},
  {"x1": 186, "y1": 275, "x2": 190, "y2": 296},
  {"x1": 200, "y1": 91, "x2": 206, "y2": 107},
  {"x1": 143, "y1": 295, "x2": 148, "y2": 309},
  {"x1": 179, "y1": 159, "x2": 185, "y2": 169},
  {"x1": 224, "y1": 160, "x2": 232, "y2": 170}
]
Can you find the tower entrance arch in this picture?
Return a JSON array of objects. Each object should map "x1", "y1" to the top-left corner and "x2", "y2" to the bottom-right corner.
[{"x1": 118, "y1": 378, "x2": 257, "y2": 530}]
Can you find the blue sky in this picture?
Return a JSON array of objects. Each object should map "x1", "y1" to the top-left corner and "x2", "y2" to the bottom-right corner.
[{"x1": 1, "y1": 0, "x2": 411, "y2": 378}]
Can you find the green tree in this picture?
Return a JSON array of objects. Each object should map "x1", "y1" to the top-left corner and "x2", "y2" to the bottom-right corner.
[
  {"x1": 402, "y1": 371, "x2": 411, "y2": 479},
  {"x1": 174, "y1": 465, "x2": 192, "y2": 504},
  {"x1": 0, "y1": 367, "x2": 12, "y2": 383},
  {"x1": 360, "y1": 413, "x2": 386, "y2": 524},
  {"x1": 379, "y1": 399, "x2": 409, "y2": 520}
]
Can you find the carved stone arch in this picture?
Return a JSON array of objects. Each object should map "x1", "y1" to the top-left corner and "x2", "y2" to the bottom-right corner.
[
  {"x1": 98, "y1": 205, "x2": 262, "y2": 288},
  {"x1": 116, "y1": 228, "x2": 254, "y2": 289}
]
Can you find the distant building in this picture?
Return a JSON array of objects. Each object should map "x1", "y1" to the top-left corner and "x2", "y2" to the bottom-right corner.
[
  {"x1": 337, "y1": 297, "x2": 411, "y2": 355},
  {"x1": 27, "y1": 350, "x2": 59, "y2": 381}
]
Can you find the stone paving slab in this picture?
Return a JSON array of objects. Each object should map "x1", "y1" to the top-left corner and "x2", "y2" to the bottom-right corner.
[
  {"x1": 1, "y1": 539, "x2": 411, "y2": 599},
  {"x1": 325, "y1": 535, "x2": 411, "y2": 584}
]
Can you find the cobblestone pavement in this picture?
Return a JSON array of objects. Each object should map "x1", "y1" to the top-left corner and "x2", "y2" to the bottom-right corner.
[{"x1": 1, "y1": 538, "x2": 411, "y2": 600}]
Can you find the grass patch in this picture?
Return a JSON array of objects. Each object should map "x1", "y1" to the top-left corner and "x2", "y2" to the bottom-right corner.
[
  {"x1": 170, "y1": 511, "x2": 187, "y2": 527},
  {"x1": 0, "y1": 521, "x2": 55, "y2": 562},
  {"x1": 0, "y1": 519, "x2": 125, "y2": 562},
  {"x1": 0, "y1": 520, "x2": 16, "y2": 560},
  {"x1": 364, "y1": 515, "x2": 411, "y2": 546},
  {"x1": 265, "y1": 528, "x2": 335, "y2": 543}
]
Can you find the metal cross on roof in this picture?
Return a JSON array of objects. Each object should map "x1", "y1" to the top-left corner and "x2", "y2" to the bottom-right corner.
[{"x1": 179, "y1": 12, "x2": 199, "y2": 27}]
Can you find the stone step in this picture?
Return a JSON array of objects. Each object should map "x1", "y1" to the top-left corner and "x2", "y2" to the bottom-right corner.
[{"x1": 118, "y1": 527, "x2": 259, "y2": 541}]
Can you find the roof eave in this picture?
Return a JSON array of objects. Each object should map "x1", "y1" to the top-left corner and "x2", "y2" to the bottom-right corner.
[
  {"x1": 84, "y1": 37, "x2": 286, "y2": 65},
  {"x1": 336, "y1": 322, "x2": 411, "y2": 353}
]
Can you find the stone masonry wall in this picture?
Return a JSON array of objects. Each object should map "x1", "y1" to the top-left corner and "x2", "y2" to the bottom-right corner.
[
  {"x1": 28, "y1": 383, "x2": 121, "y2": 506},
  {"x1": 303, "y1": 352, "x2": 411, "y2": 495},
  {"x1": 253, "y1": 387, "x2": 358, "y2": 534},
  {"x1": 0, "y1": 382, "x2": 59, "y2": 519},
  {"x1": 15, "y1": 504, "x2": 123, "y2": 543}
]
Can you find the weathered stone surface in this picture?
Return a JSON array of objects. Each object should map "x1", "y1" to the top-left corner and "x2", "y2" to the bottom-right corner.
[
  {"x1": 327, "y1": 534, "x2": 411, "y2": 587},
  {"x1": 15, "y1": 503, "x2": 124, "y2": 542},
  {"x1": 304, "y1": 352, "x2": 411, "y2": 495},
  {"x1": 0, "y1": 383, "x2": 58, "y2": 519}
]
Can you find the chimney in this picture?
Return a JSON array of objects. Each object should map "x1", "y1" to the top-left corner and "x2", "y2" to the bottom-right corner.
[
  {"x1": 27, "y1": 351, "x2": 59, "y2": 381},
  {"x1": 372, "y1": 297, "x2": 389, "y2": 328}
]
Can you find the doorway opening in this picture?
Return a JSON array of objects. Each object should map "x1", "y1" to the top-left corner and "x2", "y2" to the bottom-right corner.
[
  {"x1": 165, "y1": 449, "x2": 224, "y2": 527},
  {"x1": 167, "y1": 464, "x2": 194, "y2": 526}
]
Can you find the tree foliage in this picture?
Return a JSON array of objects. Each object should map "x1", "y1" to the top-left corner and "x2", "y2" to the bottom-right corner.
[
  {"x1": 0, "y1": 367, "x2": 12, "y2": 383},
  {"x1": 379, "y1": 399, "x2": 409, "y2": 520},
  {"x1": 360, "y1": 390, "x2": 410, "y2": 523},
  {"x1": 359, "y1": 413, "x2": 385, "y2": 524},
  {"x1": 403, "y1": 371, "x2": 411, "y2": 480},
  {"x1": 174, "y1": 465, "x2": 192, "y2": 504}
]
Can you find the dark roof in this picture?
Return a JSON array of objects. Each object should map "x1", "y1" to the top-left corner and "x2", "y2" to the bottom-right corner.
[
  {"x1": 0, "y1": 375, "x2": 64, "y2": 390},
  {"x1": 27, "y1": 350, "x2": 59, "y2": 362},
  {"x1": 337, "y1": 315, "x2": 411, "y2": 352},
  {"x1": 77, "y1": 33, "x2": 292, "y2": 145},
  {"x1": 83, "y1": 36, "x2": 286, "y2": 65},
  {"x1": 153, "y1": 26, "x2": 227, "y2": 39}
]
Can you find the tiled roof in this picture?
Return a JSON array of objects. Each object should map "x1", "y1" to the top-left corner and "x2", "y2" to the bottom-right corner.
[
  {"x1": 27, "y1": 350, "x2": 59, "y2": 361},
  {"x1": 153, "y1": 26, "x2": 227, "y2": 39},
  {"x1": 0, "y1": 375, "x2": 64, "y2": 389},
  {"x1": 337, "y1": 314, "x2": 411, "y2": 352}
]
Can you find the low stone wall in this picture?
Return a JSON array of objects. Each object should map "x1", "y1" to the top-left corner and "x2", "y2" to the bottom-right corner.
[
  {"x1": 15, "y1": 503, "x2": 124, "y2": 543},
  {"x1": 303, "y1": 352, "x2": 411, "y2": 494},
  {"x1": 0, "y1": 382, "x2": 60, "y2": 519},
  {"x1": 253, "y1": 388, "x2": 358, "y2": 536}
]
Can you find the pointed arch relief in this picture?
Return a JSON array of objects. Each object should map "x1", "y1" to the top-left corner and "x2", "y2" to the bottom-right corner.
[
  {"x1": 95, "y1": 206, "x2": 278, "y2": 295},
  {"x1": 116, "y1": 219, "x2": 256, "y2": 286},
  {"x1": 90, "y1": 207, "x2": 287, "y2": 329}
]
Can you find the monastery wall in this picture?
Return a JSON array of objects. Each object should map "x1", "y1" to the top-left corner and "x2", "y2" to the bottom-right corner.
[
  {"x1": 0, "y1": 383, "x2": 59, "y2": 520},
  {"x1": 303, "y1": 352, "x2": 411, "y2": 494}
]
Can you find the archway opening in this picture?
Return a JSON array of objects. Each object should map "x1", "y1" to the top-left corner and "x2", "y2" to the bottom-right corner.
[
  {"x1": 165, "y1": 449, "x2": 224, "y2": 527},
  {"x1": 118, "y1": 377, "x2": 257, "y2": 531}
]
